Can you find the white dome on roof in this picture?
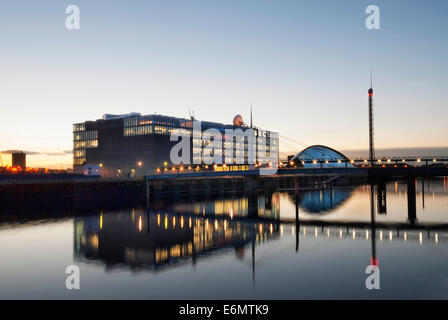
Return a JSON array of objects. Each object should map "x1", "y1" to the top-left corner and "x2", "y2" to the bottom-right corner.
[{"x1": 233, "y1": 115, "x2": 244, "y2": 126}]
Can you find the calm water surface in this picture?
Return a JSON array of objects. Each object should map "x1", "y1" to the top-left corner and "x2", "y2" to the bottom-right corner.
[{"x1": 1, "y1": 179, "x2": 448, "y2": 299}]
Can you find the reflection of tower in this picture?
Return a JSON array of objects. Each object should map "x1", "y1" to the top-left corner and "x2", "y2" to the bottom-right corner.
[
  {"x1": 247, "y1": 193, "x2": 258, "y2": 218},
  {"x1": 421, "y1": 178, "x2": 425, "y2": 210},
  {"x1": 252, "y1": 240, "x2": 255, "y2": 287},
  {"x1": 265, "y1": 193, "x2": 272, "y2": 210},
  {"x1": 407, "y1": 178, "x2": 417, "y2": 225},
  {"x1": 368, "y1": 72, "x2": 375, "y2": 166},
  {"x1": 370, "y1": 184, "x2": 378, "y2": 266},
  {"x1": 295, "y1": 177, "x2": 300, "y2": 252},
  {"x1": 329, "y1": 188, "x2": 333, "y2": 209},
  {"x1": 377, "y1": 182, "x2": 387, "y2": 214}
]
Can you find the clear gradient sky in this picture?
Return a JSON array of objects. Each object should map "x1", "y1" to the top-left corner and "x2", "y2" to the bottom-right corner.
[{"x1": 1, "y1": 0, "x2": 447, "y2": 168}]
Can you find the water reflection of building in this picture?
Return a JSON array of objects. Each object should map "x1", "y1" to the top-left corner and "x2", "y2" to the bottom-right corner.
[
  {"x1": 286, "y1": 181, "x2": 447, "y2": 256},
  {"x1": 288, "y1": 187, "x2": 356, "y2": 214},
  {"x1": 153, "y1": 193, "x2": 280, "y2": 220},
  {"x1": 74, "y1": 209, "x2": 280, "y2": 271}
]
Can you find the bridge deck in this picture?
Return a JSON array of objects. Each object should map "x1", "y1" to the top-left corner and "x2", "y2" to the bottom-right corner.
[{"x1": 145, "y1": 166, "x2": 448, "y2": 182}]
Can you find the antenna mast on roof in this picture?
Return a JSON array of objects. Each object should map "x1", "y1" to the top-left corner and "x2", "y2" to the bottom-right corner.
[
  {"x1": 250, "y1": 104, "x2": 253, "y2": 128},
  {"x1": 189, "y1": 108, "x2": 195, "y2": 121}
]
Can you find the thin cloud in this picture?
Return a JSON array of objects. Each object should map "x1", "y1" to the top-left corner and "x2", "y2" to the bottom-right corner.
[
  {"x1": 0, "y1": 150, "x2": 73, "y2": 156},
  {"x1": 45, "y1": 151, "x2": 73, "y2": 156},
  {"x1": 0, "y1": 150, "x2": 41, "y2": 155}
]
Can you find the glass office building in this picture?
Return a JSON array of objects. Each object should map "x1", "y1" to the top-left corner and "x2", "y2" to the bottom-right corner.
[{"x1": 73, "y1": 113, "x2": 279, "y2": 177}]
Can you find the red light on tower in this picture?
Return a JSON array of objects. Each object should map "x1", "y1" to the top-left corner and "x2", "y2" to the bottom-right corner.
[{"x1": 368, "y1": 88, "x2": 374, "y2": 97}]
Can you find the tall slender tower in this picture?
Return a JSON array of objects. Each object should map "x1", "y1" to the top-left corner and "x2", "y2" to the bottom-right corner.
[
  {"x1": 368, "y1": 72, "x2": 375, "y2": 166},
  {"x1": 250, "y1": 104, "x2": 253, "y2": 128}
]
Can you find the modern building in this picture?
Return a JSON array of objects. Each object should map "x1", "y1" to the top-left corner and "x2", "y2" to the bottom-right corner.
[
  {"x1": 12, "y1": 152, "x2": 26, "y2": 170},
  {"x1": 290, "y1": 145, "x2": 356, "y2": 168},
  {"x1": 73, "y1": 113, "x2": 279, "y2": 177}
]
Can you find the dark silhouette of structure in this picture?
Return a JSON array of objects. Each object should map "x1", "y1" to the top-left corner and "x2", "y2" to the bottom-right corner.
[
  {"x1": 407, "y1": 178, "x2": 417, "y2": 225},
  {"x1": 377, "y1": 182, "x2": 387, "y2": 214},
  {"x1": 370, "y1": 184, "x2": 378, "y2": 266},
  {"x1": 368, "y1": 72, "x2": 375, "y2": 166},
  {"x1": 12, "y1": 152, "x2": 26, "y2": 170}
]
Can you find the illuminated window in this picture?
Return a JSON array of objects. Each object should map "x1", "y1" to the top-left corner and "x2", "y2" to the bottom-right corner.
[{"x1": 72, "y1": 126, "x2": 98, "y2": 166}]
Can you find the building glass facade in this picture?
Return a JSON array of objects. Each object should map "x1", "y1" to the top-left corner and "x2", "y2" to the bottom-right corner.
[
  {"x1": 73, "y1": 113, "x2": 279, "y2": 177},
  {"x1": 73, "y1": 123, "x2": 98, "y2": 166},
  {"x1": 292, "y1": 145, "x2": 355, "y2": 168}
]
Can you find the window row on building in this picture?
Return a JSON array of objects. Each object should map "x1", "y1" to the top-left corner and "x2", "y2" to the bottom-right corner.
[
  {"x1": 124, "y1": 124, "x2": 191, "y2": 137},
  {"x1": 73, "y1": 129, "x2": 99, "y2": 166},
  {"x1": 73, "y1": 123, "x2": 85, "y2": 132},
  {"x1": 124, "y1": 115, "x2": 193, "y2": 131},
  {"x1": 74, "y1": 140, "x2": 98, "y2": 149},
  {"x1": 124, "y1": 122, "x2": 278, "y2": 151},
  {"x1": 74, "y1": 130, "x2": 98, "y2": 142}
]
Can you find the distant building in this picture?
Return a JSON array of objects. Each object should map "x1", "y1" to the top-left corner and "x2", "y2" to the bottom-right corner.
[
  {"x1": 73, "y1": 113, "x2": 279, "y2": 177},
  {"x1": 12, "y1": 152, "x2": 26, "y2": 170},
  {"x1": 291, "y1": 145, "x2": 355, "y2": 168}
]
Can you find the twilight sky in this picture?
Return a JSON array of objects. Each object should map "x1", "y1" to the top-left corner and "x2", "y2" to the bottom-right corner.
[{"x1": 0, "y1": 0, "x2": 447, "y2": 168}]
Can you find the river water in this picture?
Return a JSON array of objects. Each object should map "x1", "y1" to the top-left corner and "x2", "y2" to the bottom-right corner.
[{"x1": 0, "y1": 178, "x2": 447, "y2": 299}]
